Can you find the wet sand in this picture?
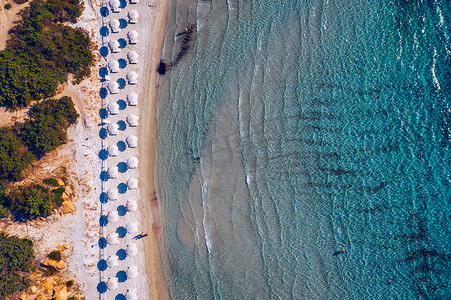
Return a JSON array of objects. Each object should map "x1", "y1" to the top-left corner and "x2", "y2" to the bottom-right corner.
[{"x1": 139, "y1": 0, "x2": 170, "y2": 298}]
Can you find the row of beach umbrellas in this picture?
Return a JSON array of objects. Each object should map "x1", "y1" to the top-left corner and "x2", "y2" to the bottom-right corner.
[{"x1": 102, "y1": 0, "x2": 142, "y2": 296}]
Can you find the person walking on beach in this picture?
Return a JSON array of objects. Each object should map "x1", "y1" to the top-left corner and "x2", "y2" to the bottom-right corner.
[{"x1": 133, "y1": 232, "x2": 148, "y2": 240}]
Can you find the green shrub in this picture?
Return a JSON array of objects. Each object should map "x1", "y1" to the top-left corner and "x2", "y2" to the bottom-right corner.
[
  {"x1": 0, "y1": 97, "x2": 78, "y2": 219},
  {"x1": 5, "y1": 184, "x2": 64, "y2": 219},
  {"x1": 0, "y1": 51, "x2": 62, "y2": 109},
  {"x1": 0, "y1": 128, "x2": 34, "y2": 182},
  {"x1": 68, "y1": 297, "x2": 75, "y2": 300},
  {"x1": 51, "y1": 187, "x2": 65, "y2": 196},
  {"x1": 0, "y1": 204, "x2": 9, "y2": 218},
  {"x1": 4, "y1": 3, "x2": 12, "y2": 9},
  {"x1": 0, "y1": 233, "x2": 34, "y2": 299},
  {"x1": 0, "y1": 0, "x2": 93, "y2": 109},
  {"x1": 66, "y1": 280, "x2": 74, "y2": 288},
  {"x1": 43, "y1": 178, "x2": 59, "y2": 187},
  {"x1": 19, "y1": 97, "x2": 79, "y2": 156},
  {"x1": 43, "y1": 266, "x2": 57, "y2": 276},
  {"x1": 48, "y1": 250, "x2": 61, "y2": 261},
  {"x1": 6, "y1": 185, "x2": 51, "y2": 218}
]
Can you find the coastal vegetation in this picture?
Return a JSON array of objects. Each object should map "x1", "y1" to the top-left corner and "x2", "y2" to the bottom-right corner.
[
  {"x1": 0, "y1": 128, "x2": 35, "y2": 182},
  {"x1": 18, "y1": 96, "x2": 78, "y2": 156},
  {"x1": 0, "y1": 0, "x2": 83, "y2": 222},
  {"x1": 0, "y1": 97, "x2": 78, "y2": 219},
  {"x1": 0, "y1": 97, "x2": 77, "y2": 180},
  {"x1": 0, "y1": 0, "x2": 85, "y2": 217},
  {"x1": 0, "y1": 233, "x2": 35, "y2": 299},
  {"x1": 3, "y1": 183, "x2": 65, "y2": 219},
  {"x1": 0, "y1": 0, "x2": 93, "y2": 109},
  {"x1": 43, "y1": 177, "x2": 60, "y2": 187},
  {"x1": 0, "y1": 0, "x2": 88, "y2": 298},
  {"x1": 48, "y1": 250, "x2": 62, "y2": 262}
]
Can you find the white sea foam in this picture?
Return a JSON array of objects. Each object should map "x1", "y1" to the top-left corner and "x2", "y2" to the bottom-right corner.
[
  {"x1": 257, "y1": 31, "x2": 263, "y2": 52},
  {"x1": 199, "y1": 160, "x2": 212, "y2": 253},
  {"x1": 238, "y1": 94, "x2": 245, "y2": 138},
  {"x1": 436, "y1": 2, "x2": 450, "y2": 54},
  {"x1": 246, "y1": 174, "x2": 252, "y2": 186},
  {"x1": 201, "y1": 195, "x2": 212, "y2": 253},
  {"x1": 432, "y1": 48, "x2": 441, "y2": 91},
  {"x1": 226, "y1": 0, "x2": 235, "y2": 11}
]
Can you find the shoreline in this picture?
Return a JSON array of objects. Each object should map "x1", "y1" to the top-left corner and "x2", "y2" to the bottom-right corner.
[{"x1": 138, "y1": 0, "x2": 170, "y2": 299}]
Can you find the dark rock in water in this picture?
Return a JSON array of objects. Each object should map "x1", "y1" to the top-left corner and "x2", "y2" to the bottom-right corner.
[{"x1": 158, "y1": 61, "x2": 166, "y2": 75}]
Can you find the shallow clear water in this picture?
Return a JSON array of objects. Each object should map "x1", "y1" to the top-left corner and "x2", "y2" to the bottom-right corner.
[{"x1": 156, "y1": 0, "x2": 451, "y2": 298}]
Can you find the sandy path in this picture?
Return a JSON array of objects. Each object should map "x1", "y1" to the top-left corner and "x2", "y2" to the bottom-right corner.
[
  {"x1": 139, "y1": 0, "x2": 171, "y2": 298},
  {"x1": 0, "y1": 0, "x2": 29, "y2": 50}
]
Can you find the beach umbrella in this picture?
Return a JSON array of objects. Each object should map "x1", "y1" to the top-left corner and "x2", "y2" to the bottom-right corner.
[
  {"x1": 127, "y1": 30, "x2": 139, "y2": 44},
  {"x1": 108, "y1": 81, "x2": 119, "y2": 94},
  {"x1": 109, "y1": 0, "x2": 120, "y2": 12},
  {"x1": 126, "y1": 244, "x2": 138, "y2": 257},
  {"x1": 125, "y1": 289, "x2": 138, "y2": 300},
  {"x1": 126, "y1": 135, "x2": 138, "y2": 148},
  {"x1": 107, "y1": 167, "x2": 118, "y2": 179},
  {"x1": 126, "y1": 114, "x2": 138, "y2": 127},
  {"x1": 126, "y1": 92, "x2": 138, "y2": 106},
  {"x1": 107, "y1": 277, "x2": 119, "y2": 290},
  {"x1": 107, "y1": 102, "x2": 119, "y2": 115},
  {"x1": 126, "y1": 71, "x2": 138, "y2": 84},
  {"x1": 126, "y1": 200, "x2": 138, "y2": 212},
  {"x1": 127, "y1": 178, "x2": 138, "y2": 190},
  {"x1": 108, "y1": 211, "x2": 119, "y2": 223},
  {"x1": 129, "y1": 0, "x2": 139, "y2": 4},
  {"x1": 128, "y1": 10, "x2": 139, "y2": 23},
  {"x1": 127, "y1": 156, "x2": 138, "y2": 169},
  {"x1": 107, "y1": 233, "x2": 119, "y2": 245},
  {"x1": 107, "y1": 256, "x2": 119, "y2": 268},
  {"x1": 107, "y1": 189, "x2": 118, "y2": 201},
  {"x1": 107, "y1": 144, "x2": 119, "y2": 156},
  {"x1": 107, "y1": 123, "x2": 119, "y2": 135},
  {"x1": 126, "y1": 222, "x2": 139, "y2": 234},
  {"x1": 126, "y1": 266, "x2": 138, "y2": 279},
  {"x1": 108, "y1": 40, "x2": 120, "y2": 53},
  {"x1": 107, "y1": 60, "x2": 119, "y2": 73},
  {"x1": 127, "y1": 51, "x2": 139, "y2": 64},
  {"x1": 109, "y1": 19, "x2": 120, "y2": 33}
]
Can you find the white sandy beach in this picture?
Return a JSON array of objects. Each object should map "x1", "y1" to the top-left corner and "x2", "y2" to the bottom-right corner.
[
  {"x1": 0, "y1": 0, "x2": 170, "y2": 298},
  {"x1": 83, "y1": 0, "x2": 170, "y2": 297}
]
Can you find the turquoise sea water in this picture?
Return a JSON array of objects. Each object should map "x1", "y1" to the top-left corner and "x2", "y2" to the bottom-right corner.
[{"x1": 156, "y1": 0, "x2": 451, "y2": 298}]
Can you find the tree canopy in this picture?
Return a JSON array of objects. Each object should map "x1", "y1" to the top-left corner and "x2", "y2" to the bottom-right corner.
[
  {"x1": 0, "y1": 0, "x2": 93, "y2": 109},
  {"x1": 19, "y1": 96, "x2": 79, "y2": 156},
  {"x1": 3, "y1": 184, "x2": 64, "y2": 219},
  {"x1": 0, "y1": 128, "x2": 35, "y2": 182},
  {"x1": 0, "y1": 233, "x2": 34, "y2": 299},
  {"x1": 0, "y1": 96, "x2": 77, "y2": 219}
]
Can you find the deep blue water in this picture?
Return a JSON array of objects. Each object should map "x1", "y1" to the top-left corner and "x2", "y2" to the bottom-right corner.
[{"x1": 156, "y1": 0, "x2": 451, "y2": 299}]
